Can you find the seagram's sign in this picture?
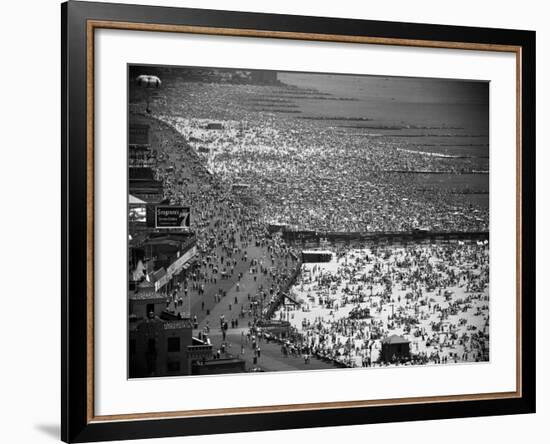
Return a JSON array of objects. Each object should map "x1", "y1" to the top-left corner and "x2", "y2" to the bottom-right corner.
[{"x1": 154, "y1": 206, "x2": 190, "y2": 229}]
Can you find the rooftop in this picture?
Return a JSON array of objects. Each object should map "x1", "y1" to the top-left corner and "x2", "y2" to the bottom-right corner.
[
  {"x1": 129, "y1": 194, "x2": 147, "y2": 205},
  {"x1": 382, "y1": 335, "x2": 410, "y2": 345},
  {"x1": 128, "y1": 282, "x2": 165, "y2": 300}
]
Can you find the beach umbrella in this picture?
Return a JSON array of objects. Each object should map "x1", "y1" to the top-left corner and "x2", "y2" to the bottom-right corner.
[{"x1": 136, "y1": 74, "x2": 161, "y2": 113}]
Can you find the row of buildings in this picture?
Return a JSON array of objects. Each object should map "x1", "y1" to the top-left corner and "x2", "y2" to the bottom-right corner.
[{"x1": 128, "y1": 122, "x2": 215, "y2": 378}]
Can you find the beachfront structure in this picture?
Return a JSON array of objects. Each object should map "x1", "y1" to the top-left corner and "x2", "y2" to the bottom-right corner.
[
  {"x1": 129, "y1": 177, "x2": 164, "y2": 203},
  {"x1": 131, "y1": 232, "x2": 198, "y2": 294},
  {"x1": 128, "y1": 285, "x2": 195, "y2": 378},
  {"x1": 301, "y1": 250, "x2": 333, "y2": 263},
  {"x1": 380, "y1": 335, "x2": 411, "y2": 363},
  {"x1": 129, "y1": 123, "x2": 157, "y2": 167}
]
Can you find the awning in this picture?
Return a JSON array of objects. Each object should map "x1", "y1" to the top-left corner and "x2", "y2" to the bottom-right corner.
[{"x1": 129, "y1": 194, "x2": 147, "y2": 205}]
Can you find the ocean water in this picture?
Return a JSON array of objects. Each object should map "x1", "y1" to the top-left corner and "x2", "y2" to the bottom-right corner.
[
  {"x1": 281, "y1": 73, "x2": 487, "y2": 150},
  {"x1": 279, "y1": 72, "x2": 489, "y2": 133},
  {"x1": 278, "y1": 72, "x2": 489, "y2": 202}
]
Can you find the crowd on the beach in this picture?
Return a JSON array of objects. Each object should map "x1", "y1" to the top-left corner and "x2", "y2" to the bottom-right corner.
[
  {"x1": 149, "y1": 77, "x2": 488, "y2": 233},
  {"x1": 275, "y1": 243, "x2": 489, "y2": 367}
]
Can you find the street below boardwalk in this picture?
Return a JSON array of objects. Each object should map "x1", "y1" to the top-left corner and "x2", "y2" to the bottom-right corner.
[
  {"x1": 156, "y1": 144, "x2": 326, "y2": 371},
  {"x1": 204, "y1": 328, "x2": 337, "y2": 372}
]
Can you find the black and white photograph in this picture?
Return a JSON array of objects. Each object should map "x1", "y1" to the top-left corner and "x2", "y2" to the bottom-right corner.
[
  {"x1": 127, "y1": 65, "x2": 490, "y2": 378},
  {"x1": 0, "y1": 0, "x2": 543, "y2": 442}
]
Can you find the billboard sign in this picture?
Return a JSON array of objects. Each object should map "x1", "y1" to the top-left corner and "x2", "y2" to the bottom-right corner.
[{"x1": 155, "y1": 206, "x2": 190, "y2": 229}]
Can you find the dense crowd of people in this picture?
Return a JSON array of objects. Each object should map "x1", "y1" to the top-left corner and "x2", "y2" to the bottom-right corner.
[
  {"x1": 276, "y1": 243, "x2": 489, "y2": 367},
  {"x1": 145, "y1": 117, "x2": 300, "y2": 326},
  {"x1": 145, "y1": 77, "x2": 489, "y2": 233}
]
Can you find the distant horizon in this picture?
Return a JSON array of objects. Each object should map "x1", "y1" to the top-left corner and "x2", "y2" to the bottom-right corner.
[{"x1": 130, "y1": 64, "x2": 489, "y2": 103}]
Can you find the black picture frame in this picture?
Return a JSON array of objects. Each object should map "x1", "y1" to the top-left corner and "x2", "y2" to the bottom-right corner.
[{"x1": 62, "y1": 1, "x2": 536, "y2": 442}]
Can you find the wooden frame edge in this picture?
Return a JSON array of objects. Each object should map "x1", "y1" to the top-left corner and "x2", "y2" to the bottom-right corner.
[
  {"x1": 515, "y1": 46, "x2": 523, "y2": 399},
  {"x1": 89, "y1": 19, "x2": 522, "y2": 52},
  {"x1": 86, "y1": 19, "x2": 95, "y2": 424},
  {"x1": 90, "y1": 391, "x2": 520, "y2": 423}
]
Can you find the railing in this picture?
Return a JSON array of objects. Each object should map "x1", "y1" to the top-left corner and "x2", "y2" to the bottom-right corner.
[
  {"x1": 264, "y1": 262, "x2": 302, "y2": 320},
  {"x1": 187, "y1": 344, "x2": 213, "y2": 359},
  {"x1": 282, "y1": 229, "x2": 489, "y2": 245}
]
